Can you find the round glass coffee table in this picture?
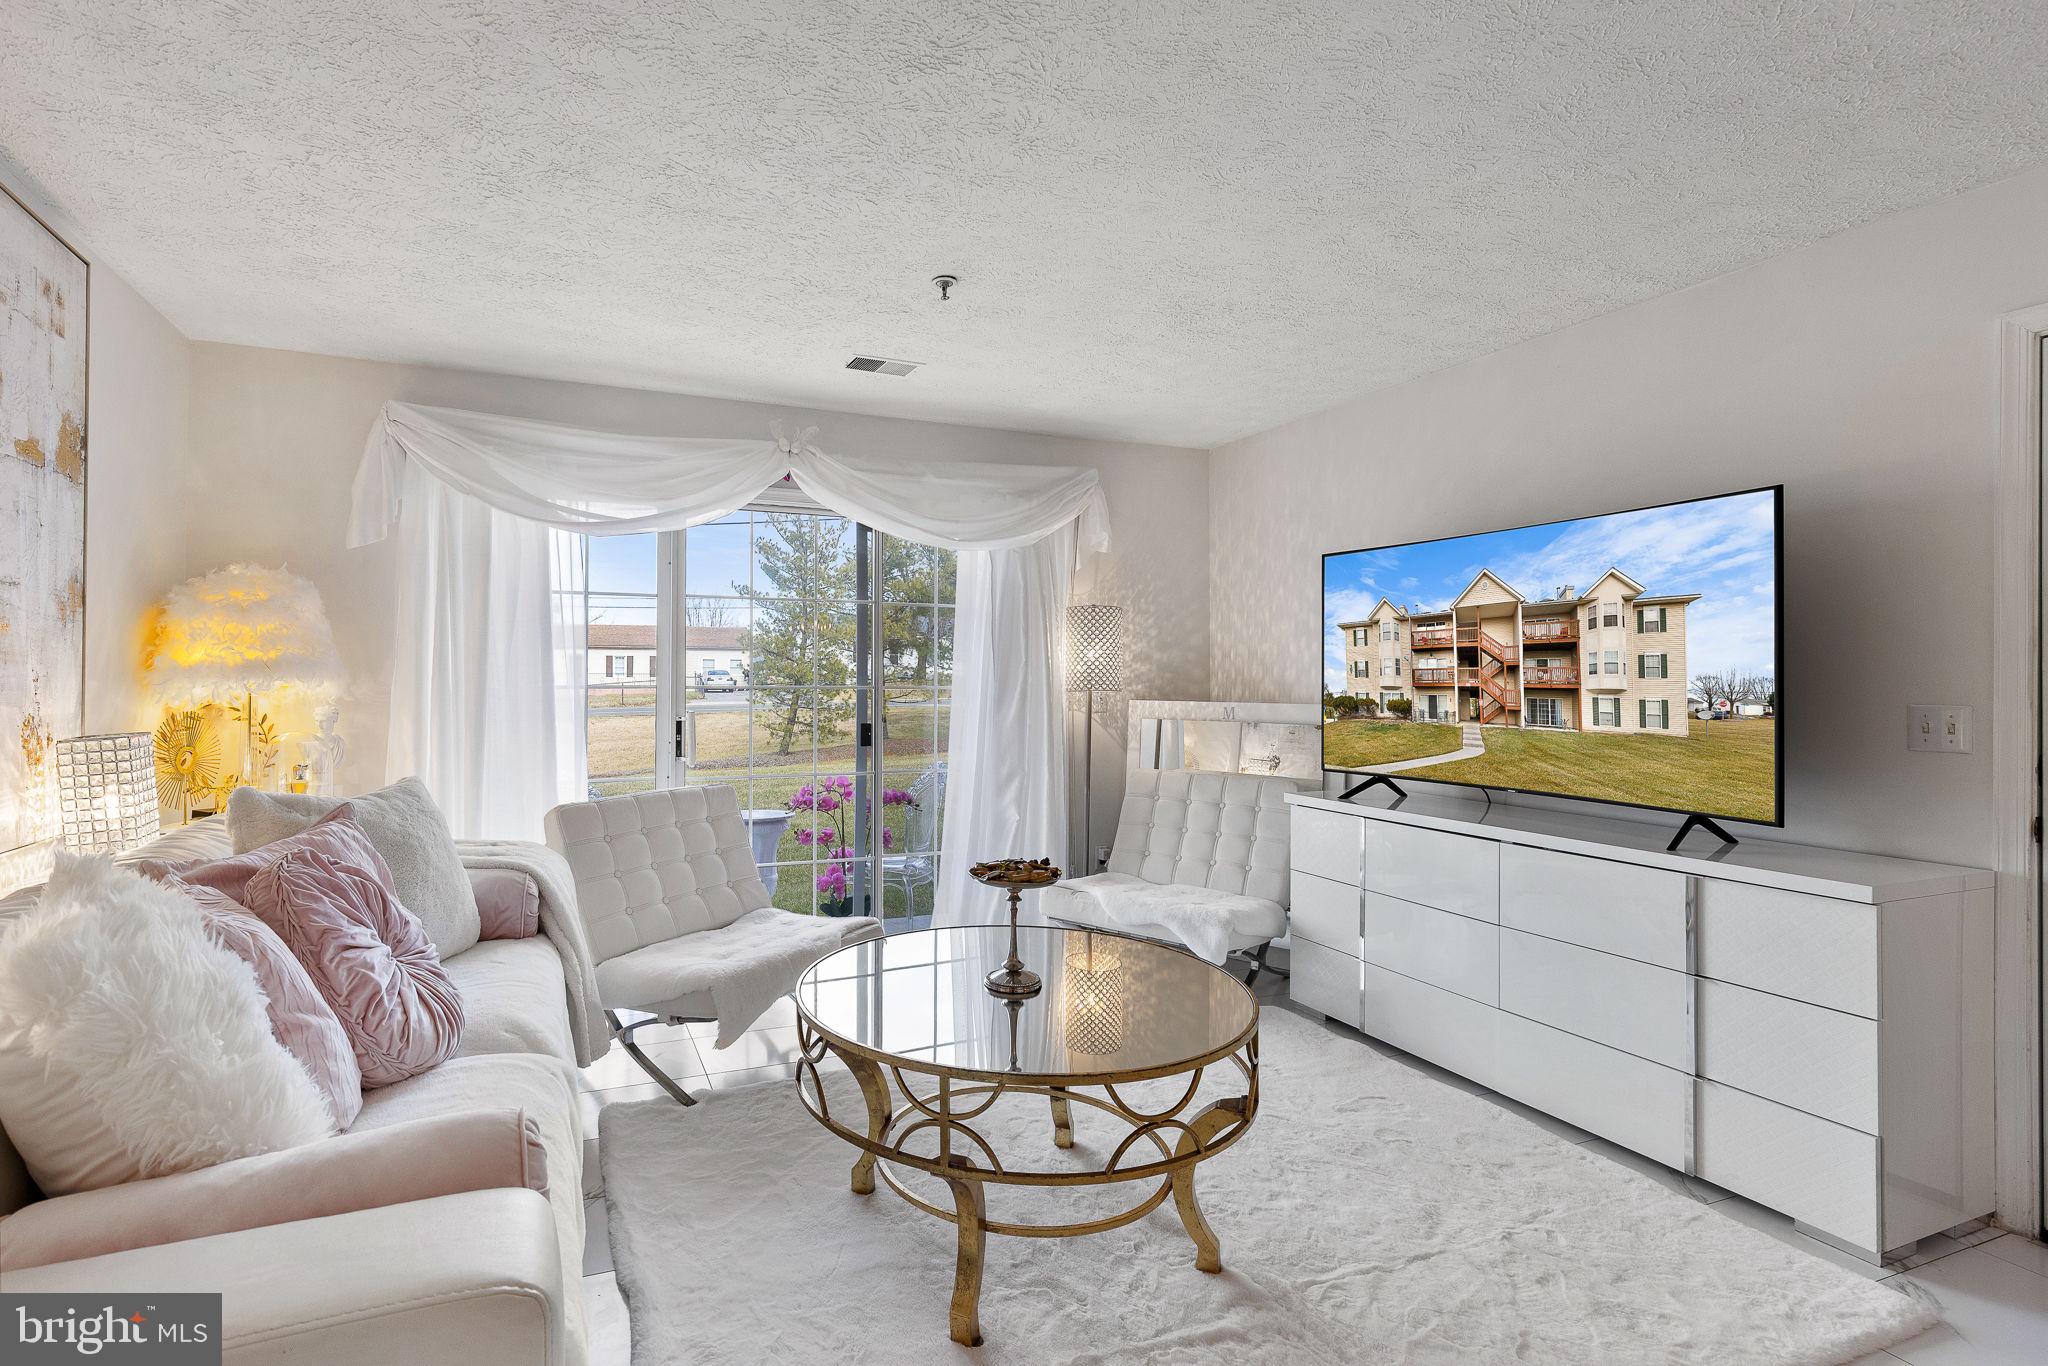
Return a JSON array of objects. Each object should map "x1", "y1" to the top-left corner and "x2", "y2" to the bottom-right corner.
[{"x1": 792, "y1": 924, "x2": 1260, "y2": 1346}]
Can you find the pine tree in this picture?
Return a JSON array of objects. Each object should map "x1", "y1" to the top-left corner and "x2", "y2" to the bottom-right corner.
[
  {"x1": 737, "y1": 515, "x2": 857, "y2": 754},
  {"x1": 879, "y1": 537, "x2": 955, "y2": 689}
]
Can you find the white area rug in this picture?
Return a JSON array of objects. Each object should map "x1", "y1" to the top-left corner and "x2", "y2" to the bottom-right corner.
[{"x1": 601, "y1": 1009, "x2": 1933, "y2": 1364}]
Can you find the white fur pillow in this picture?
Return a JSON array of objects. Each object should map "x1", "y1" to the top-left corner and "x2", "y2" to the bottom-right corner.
[{"x1": 0, "y1": 853, "x2": 334, "y2": 1196}]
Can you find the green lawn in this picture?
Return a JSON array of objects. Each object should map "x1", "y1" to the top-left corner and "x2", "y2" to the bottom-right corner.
[
  {"x1": 1322, "y1": 720, "x2": 1463, "y2": 769},
  {"x1": 586, "y1": 694, "x2": 948, "y2": 924},
  {"x1": 1418, "y1": 718, "x2": 1776, "y2": 822}
]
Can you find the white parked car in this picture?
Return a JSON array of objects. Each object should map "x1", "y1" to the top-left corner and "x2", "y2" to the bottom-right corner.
[{"x1": 700, "y1": 668, "x2": 741, "y2": 693}]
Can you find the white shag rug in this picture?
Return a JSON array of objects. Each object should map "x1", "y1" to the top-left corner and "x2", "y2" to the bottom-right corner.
[{"x1": 601, "y1": 1009, "x2": 1933, "y2": 1364}]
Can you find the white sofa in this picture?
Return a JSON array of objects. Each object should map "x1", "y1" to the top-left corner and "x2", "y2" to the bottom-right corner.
[
  {"x1": 0, "y1": 819, "x2": 603, "y2": 1366},
  {"x1": 1042, "y1": 768, "x2": 1301, "y2": 974}
]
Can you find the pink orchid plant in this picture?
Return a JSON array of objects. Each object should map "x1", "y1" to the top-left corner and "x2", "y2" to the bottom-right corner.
[{"x1": 786, "y1": 775, "x2": 919, "y2": 912}]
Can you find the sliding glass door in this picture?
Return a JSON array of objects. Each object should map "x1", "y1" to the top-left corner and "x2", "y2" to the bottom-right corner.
[{"x1": 578, "y1": 499, "x2": 953, "y2": 931}]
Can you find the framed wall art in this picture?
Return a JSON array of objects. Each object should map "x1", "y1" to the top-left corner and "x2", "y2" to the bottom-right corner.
[{"x1": 1, "y1": 178, "x2": 88, "y2": 867}]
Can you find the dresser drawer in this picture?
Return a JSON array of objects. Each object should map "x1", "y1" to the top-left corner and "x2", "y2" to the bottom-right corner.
[
  {"x1": 1291, "y1": 807, "x2": 1364, "y2": 886},
  {"x1": 1494, "y1": 1008, "x2": 1690, "y2": 1169},
  {"x1": 1695, "y1": 881, "x2": 1877, "y2": 1018},
  {"x1": 1365, "y1": 821, "x2": 1498, "y2": 922},
  {"x1": 1289, "y1": 940, "x2": 1362, "y2": 1029},
  {"x1": 1361, "y1": 962, "x2": 1497, "y2": 1091},
  {"x1": 1697, "y1": 979, "x2": 1878, "y2": 1133},
  {"x1": 1290, "y1": 871, "x2": 1362, "y2": 957},
  {"x1": 1694, "y1": 1079, "x2": 1880, "y2": 1254},
  {"x1": 1361, "y1": 891, "x2": 1499, "y2": 1006},
  {"x1": 1499, "y1": 843, "x2": 1689, "y2": 970},
  {"x1": 1498, "y1": 926, "x2": 1691, "y2": 1070}
]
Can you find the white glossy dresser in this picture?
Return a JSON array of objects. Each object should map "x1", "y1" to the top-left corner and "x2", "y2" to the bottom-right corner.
[{"x1": 1286, "y1": 790, "x2": 1995, "y2": 1261}]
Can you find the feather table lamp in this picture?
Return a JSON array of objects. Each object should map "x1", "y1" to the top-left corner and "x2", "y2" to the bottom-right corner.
[{"x1": 145, "y1": 564, "x2": 346, "y2": 792}]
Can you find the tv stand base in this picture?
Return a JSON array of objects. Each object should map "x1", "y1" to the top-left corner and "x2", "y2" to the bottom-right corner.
[
  {"x1": 1667, "y1": 812, "x2": 1739, "y2": 852},
  {"x1": 1339, "y1": 774, "x2": 1407, "y2": 801}
]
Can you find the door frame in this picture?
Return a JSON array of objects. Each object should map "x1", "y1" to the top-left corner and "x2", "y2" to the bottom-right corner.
[{"x1": 1990, "y1": 300, "x2": 2048, "y2": 1236}]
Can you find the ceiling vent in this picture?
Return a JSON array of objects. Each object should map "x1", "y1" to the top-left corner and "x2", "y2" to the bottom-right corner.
[{"x1": 846, "y1": 355, "x2": 921, "y2": 376}]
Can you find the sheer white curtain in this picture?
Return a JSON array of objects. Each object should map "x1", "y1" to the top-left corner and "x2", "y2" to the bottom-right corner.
[
  {"x1": 349, "y1": 402, "x2": 1109, "y2": 851},
  {"x1": 351, "y1": 402, "x2": 1108, "y2": 551},
  {"x1": 383, "y1": 466, "x2": 587, "y2": 839},
  {"x1": 933, "y1": 527, "x2": 1075, "y2": 927}
]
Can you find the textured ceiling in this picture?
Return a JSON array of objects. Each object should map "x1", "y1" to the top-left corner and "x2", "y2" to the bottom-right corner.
[{"x1": 4, "y1": 3, "x2": 2047, "y2": 447}]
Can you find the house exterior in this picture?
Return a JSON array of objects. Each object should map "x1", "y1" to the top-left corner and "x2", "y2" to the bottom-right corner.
[
  {"x1": 587, "y1": 624, "x2": 749, "y2": 684},
  {"x1": 1338, "y1": 567, "x2": 1697, "y2": 734}
]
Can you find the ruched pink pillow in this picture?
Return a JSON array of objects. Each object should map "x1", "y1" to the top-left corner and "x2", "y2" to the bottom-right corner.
[
  {"x1": 169, "y1": 878, "x2": 364, "y2": 1128},
  {"x1": 237, "y1": 808, "x2": 465, "y2": 1088}
]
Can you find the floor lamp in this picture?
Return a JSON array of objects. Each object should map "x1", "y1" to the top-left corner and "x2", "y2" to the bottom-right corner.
[{"x1": 1066, "y1": 604, "x2": 1128, "y2": 873}]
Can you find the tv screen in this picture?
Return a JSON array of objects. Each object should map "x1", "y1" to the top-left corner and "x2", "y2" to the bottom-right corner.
[{"x1": 1322, "y1": 486, "x2": 1782, "y2": 827}]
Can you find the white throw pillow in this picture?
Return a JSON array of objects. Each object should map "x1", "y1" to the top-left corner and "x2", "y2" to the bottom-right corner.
[
  {"x1": 0, "y1": 854, "x2": 334, "y2": 1196},
  {"x1": 229, "y1": 777, "x2": 481, "y2": 959}
]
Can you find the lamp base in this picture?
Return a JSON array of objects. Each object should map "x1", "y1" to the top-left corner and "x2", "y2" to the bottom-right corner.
[{"x1": 983, "y1": 966, "x2": 1043, "y2": 999}]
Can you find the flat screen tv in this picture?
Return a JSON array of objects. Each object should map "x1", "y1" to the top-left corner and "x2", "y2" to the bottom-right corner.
[{"x1": 1322, "y1": 486, "x2": 1782, "y2": 841}]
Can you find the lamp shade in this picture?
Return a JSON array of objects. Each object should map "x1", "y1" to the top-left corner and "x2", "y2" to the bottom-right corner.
[
  {"x1": 1066, "y1": 604, "x2": 1127, "y2": 692},
  {"x1": 56, "y1": 733, "x2": 160, "y2": 854},
  {"x1": 146, "y1": 563, "x2": 347, "y2": 708}
]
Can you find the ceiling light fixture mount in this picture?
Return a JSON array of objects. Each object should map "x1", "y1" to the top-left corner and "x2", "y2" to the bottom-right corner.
[{"x1": 932, "y1": 274, "x2": 958, "y2": 301}]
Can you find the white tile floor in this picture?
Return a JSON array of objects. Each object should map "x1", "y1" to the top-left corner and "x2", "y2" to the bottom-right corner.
[{"x1": 573, "y1": 973, "x2": 2048, "y2": 1364}]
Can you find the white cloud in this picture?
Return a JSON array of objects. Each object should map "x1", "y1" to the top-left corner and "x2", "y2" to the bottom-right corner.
[{"x1": 1483, "y1": 493, "x2": 1774, "y2": 599}]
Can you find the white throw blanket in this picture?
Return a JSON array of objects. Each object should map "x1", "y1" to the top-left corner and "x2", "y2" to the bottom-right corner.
[
  {"x1": 1051, "y1": 874, "x2": 1277, "y2": 965},
  {"x1": 456, "y1": 839, "x2": 607, "y2": 1066},
  {"x1": 596, "y1": 907, "x2": 881, "y2": 1048}
]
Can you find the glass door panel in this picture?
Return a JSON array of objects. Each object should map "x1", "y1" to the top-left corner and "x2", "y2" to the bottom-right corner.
[
  {"x1": 578, "y1": 508, "x2": 955, "y2": 929},
  {"x1": 582, "y1": 533, "x2": 660, "y2": 796}
]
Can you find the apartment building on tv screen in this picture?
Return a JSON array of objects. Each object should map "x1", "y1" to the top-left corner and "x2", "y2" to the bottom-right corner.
[{"x1": 1336, "y1": 568, "x2": 1695, "y2": 734}]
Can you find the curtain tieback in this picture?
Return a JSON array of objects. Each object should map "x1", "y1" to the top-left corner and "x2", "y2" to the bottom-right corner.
[{"x1": 771, "y1": 421, "x2": 821, "y2": 459}]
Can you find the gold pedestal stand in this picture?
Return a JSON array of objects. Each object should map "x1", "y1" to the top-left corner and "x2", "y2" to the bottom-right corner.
[{"x1": 970, "y1": 860, "x2": 1061, "y2": 999}]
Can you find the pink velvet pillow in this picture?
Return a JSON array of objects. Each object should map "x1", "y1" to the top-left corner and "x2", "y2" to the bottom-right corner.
[
  {"x1": 236, "y1": 808, "x2": 465, "y2": 1088},
  {"x1": 168, "y1": 878, "x2": 364, "y2": 1128},
  {"x1": 467, "y1": 867, "x2": 540, "y2": 940}
]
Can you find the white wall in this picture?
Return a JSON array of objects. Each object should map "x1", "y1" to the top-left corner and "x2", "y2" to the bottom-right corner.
[
  {"x1": 83, "y1": 267, "x2": 191, "y2": 734},
  {"x1": 1211, "y1": 162, "x2": 2048, "y2": 867},
  {"x1": 182, "y1": 344, "x2": 1210, "y2": 848}
]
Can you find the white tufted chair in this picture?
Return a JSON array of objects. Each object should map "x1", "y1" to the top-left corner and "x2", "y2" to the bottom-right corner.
[
  {"x1": 1042, "y1": 769, "x2": 1301, "y2": 980},
  {"x1": 544, "y1": 784, "x2": 881, "y2": 1103}
]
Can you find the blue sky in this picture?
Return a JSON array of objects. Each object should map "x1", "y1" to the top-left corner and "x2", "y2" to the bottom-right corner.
[
  {"x1": 1323, "y1": 489, "x2": 1777, "y2": 693},
  {"x1": 583, "y1": 519, "x2": 753, "y2": 627}
]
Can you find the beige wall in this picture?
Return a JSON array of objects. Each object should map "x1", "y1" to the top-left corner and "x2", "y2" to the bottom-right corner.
[
  {"x1": 181, "y1": 344, "x2": 1210, "y2": 856},
  {"x1": 1211, "y1": 162, "x2": 2048, "y2": 864}
]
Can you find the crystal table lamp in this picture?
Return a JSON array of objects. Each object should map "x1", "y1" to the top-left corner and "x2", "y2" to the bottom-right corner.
[{"x1": 56, "y1": 732, "x2": 161, "y2": 854}]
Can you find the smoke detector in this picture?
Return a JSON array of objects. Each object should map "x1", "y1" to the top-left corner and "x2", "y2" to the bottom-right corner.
[{"x1": 846, "y1": 355, "x2": 921, "y2": 376}]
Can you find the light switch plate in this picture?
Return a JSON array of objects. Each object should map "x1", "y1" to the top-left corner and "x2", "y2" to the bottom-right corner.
[{"x1": 1907, "y1": 704, "x2": 1972, "y2": 754}]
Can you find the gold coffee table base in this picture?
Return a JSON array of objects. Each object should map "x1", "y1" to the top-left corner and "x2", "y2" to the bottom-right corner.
[{"x1": 794, "y1": 1019, "x2": 1260, "y2": 1347}]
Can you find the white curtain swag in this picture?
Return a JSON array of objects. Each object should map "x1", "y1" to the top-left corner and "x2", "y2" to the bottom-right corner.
[
  {"x1": 347, "y1": 401, "x2": 1107, "y2": 850},
  {"x1": 350, "y1": 401, "x2": 1110, "y2": 557}
]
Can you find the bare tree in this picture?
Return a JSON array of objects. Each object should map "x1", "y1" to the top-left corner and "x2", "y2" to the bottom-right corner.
[
  {"x1": 685, "y1": 596, "x2": 738, "y2": 627},
  {"x1": 1733, "y1": 673, "x2": 1775, "y2": 707},
  {"x1": 1690, "y1": 669, "x2": 1737, "y2": 736},
  {"x1": 1690, "y1": 670, "x2": 1736, "y2": 708}
]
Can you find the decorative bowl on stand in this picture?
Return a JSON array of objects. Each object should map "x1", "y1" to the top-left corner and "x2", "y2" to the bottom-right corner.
[{"x1": 969, "y1": 858, "x2": 1062, "y2": 998}]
